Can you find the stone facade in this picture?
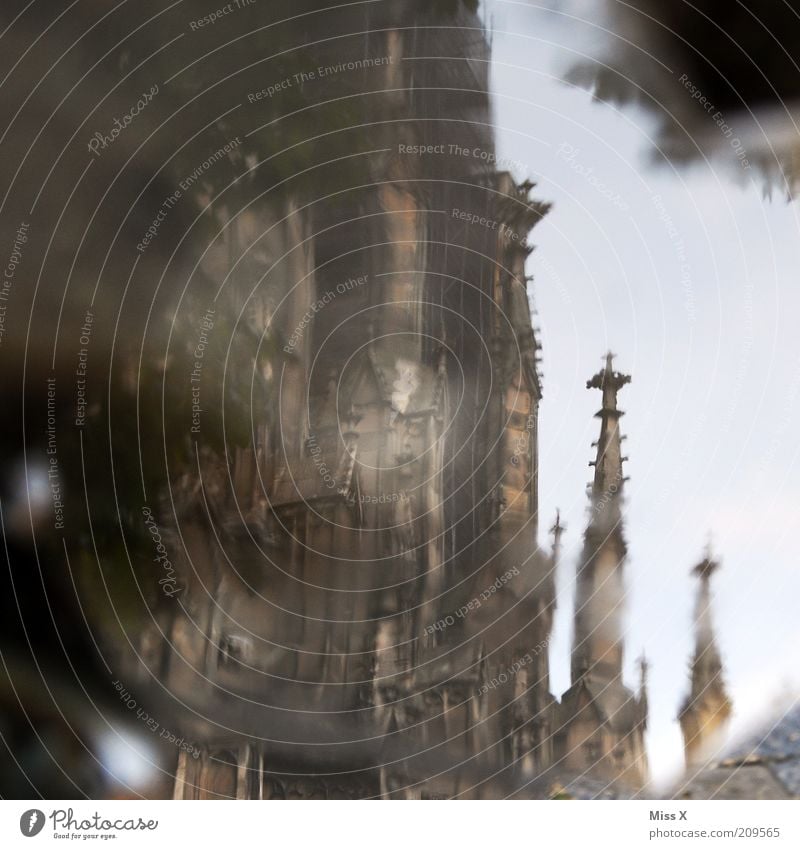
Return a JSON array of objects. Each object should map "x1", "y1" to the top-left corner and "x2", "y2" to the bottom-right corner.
[{"x1": 115, "y1": 5, "x2": 729, "y2": 800}]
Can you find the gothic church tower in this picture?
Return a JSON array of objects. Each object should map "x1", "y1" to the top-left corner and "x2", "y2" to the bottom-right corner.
[
  {"x1": 555, "y1": 354, "x2": 648, "y2": 791},
  {"x1": 679, "y1": 549, "x2": 732, "y2": 766}
]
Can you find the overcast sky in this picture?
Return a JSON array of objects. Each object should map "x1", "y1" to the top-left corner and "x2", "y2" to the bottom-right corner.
[{"x1": 485, "y1": 0, "x2": 800, "y2": 787}]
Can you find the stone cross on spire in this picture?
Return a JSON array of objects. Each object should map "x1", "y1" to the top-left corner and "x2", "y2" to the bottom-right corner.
[{"x1": 550, "y1": 509, "x2": 565, "y2": 566}]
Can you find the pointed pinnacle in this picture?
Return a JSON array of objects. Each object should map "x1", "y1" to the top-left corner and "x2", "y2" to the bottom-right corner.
[{"x1": 550, "y1": 509, "x2": 565, "y2": 539}]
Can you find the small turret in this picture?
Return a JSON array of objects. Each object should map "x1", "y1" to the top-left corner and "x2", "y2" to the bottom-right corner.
[{"x1": 679, "y1": 545, "x2": 732, "y2": 766}]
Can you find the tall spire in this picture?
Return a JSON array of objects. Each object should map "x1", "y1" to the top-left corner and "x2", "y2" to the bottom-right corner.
[
  {"x1": 679, "y1": 545, "x2": 732, "y2": 766},
  {"x1": 638, "y1": 654, "x2": 649, "y2": 730},
  {"x1": 571, "y1": 352, "x2": 631, "y2": 684},
  {"x1": 556, "y1": 353, "x2": 648, "y2": 791},
  {"x1": 587, "y1": 351, "x2": 630, "y2": 522},
  {"x1": 550, "y1": 509, "x2": 565, "y2": 567}
]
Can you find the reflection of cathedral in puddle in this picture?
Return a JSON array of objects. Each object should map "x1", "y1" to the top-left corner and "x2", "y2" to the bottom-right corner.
[{"x1": 123, "y1": 5, "x2": 731, "y2": 799}]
